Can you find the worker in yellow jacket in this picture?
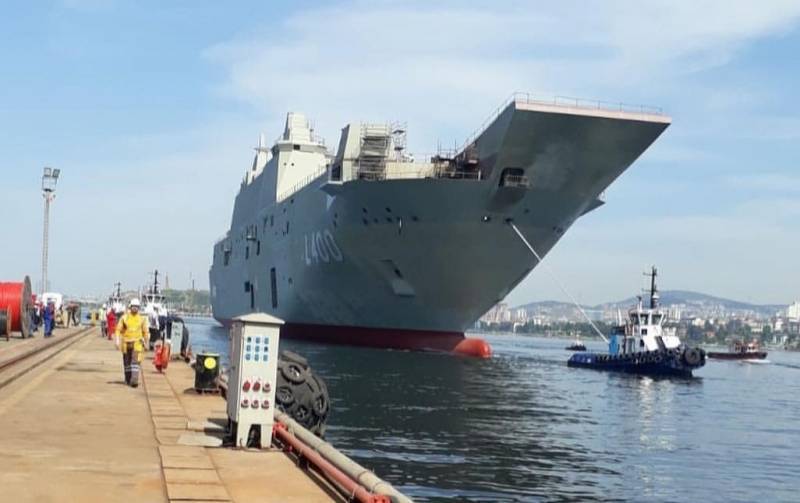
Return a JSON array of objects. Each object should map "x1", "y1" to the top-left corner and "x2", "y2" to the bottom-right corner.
[{"x1": 115, "y1": 298, "x2": 148, "y2": 387}]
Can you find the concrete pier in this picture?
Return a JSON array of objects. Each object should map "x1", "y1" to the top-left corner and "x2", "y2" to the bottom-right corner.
[{"x1": 0, "y1": 327, "x2": 342, "y2": 502}]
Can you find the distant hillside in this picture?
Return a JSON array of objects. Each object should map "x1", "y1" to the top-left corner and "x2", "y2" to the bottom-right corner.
[
  {"x1": 516, "y1": 290, "x2": 786, "y2": 318},
  {"x1": 601, "y1": 290, "x2": 783, "y2": 311},
  {"x1": 162, "y1": 289, "x2": 210, "y2": 312}
]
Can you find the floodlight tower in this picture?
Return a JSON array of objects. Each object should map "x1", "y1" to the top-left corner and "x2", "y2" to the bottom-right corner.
[{"x1": 41, "y1": 167, "x2": 61, "y2": 294}]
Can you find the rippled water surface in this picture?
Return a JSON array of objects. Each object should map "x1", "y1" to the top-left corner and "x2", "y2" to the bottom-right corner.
[{"x1": 187, "y1": 319, "x2": 800, "y2": 502}]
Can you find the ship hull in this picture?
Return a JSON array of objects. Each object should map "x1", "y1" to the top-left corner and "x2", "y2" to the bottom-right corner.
[
  {"x1": 210, "y1": 180, "x2": 579, "y2": 336},
  {"x1": 214, "y1": 319, "x2": 491, "y2": 357}
]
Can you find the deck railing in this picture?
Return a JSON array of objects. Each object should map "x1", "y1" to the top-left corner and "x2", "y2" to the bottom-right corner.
[
  {"x1": 459, "y1": 92, "x2": 666, "y2": 153},
  {"x1": 354, "y1": 165, "x2": 482, "y2": 181}
]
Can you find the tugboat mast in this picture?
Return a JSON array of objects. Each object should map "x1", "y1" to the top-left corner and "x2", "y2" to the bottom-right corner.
[
  {"x1": 151, "y1": 269, "x2": 160, "y2": 295},
  {"x1": 647, "y1": 266, "x2": 659, "y2": 310}
]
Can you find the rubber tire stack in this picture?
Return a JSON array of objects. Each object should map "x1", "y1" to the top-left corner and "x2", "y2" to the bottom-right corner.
[{"x1": 275, "y1": 350, "x2": 330, "y2": 437}]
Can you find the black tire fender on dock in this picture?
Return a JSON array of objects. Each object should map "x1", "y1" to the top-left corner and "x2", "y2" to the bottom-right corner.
[
  {"x1": 280, "y1": 361, "x2": 308, "y2": 384},
  {"x1": 275, "y1": 384, "x2": 295, "y2": 407},
  {"x1": 280, "y1": 350, "x2": 310, "y2": 369},
  {"x1": 274, "y1": 353, "x2": 329, "y2": 437}
]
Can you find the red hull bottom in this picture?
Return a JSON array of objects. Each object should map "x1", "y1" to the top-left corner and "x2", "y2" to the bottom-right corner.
[{"x1": 217, "y1": 320, "x2": 492, "y2": 358}]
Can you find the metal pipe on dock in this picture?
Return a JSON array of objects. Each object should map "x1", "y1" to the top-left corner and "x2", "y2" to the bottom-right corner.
[
  {"x1": 275, "y1": 410, "x2": 414, "y2": 503},
  {"x1": 273, "y1": 421, "x2": 391, "y2": 503}
]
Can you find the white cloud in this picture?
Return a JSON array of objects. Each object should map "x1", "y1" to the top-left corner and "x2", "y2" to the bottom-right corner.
[{"x1": 206, "y1": 0, "x2": 800, "y2": 150}]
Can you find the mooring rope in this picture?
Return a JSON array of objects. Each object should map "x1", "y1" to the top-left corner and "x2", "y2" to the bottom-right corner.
[{"x1": 508, "y1": 221, "x2": 609, "y2": 343}]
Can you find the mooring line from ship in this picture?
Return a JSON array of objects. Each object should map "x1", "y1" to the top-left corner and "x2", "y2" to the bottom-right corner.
[{"x1": 507, "y1": 221, "x2": 609, "y2": 343}]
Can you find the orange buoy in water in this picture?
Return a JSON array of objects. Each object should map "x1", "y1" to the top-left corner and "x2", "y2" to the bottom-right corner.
[
  {"x1": 0, "y1": 276, "x2": 33, "y2": 339},
  {"x1": 453, "y1": 337, "x2": 493, "y2": 358}
]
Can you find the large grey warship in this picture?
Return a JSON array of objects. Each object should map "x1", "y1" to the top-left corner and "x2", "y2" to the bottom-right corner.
[{"x1": 210, "y1": 94, "x2": 670, "y2": 356}]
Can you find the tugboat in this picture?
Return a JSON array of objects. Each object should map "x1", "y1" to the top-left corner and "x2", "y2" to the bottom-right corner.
[
  {"x1": 568, "y1": 267, "x2": 706, "y2": 377},
  {"x1": 707, "y1": 340, "x2": 767, "y2": 360},
  {"x1": 107, "y1": 282, "x2": 125, "y2": 315},
  {"x1": 142, "y1": 270, "x2": 170, "y2": 349},
  {"x1": 141, "y1": 270, "x2": 169, "y2": 320}
]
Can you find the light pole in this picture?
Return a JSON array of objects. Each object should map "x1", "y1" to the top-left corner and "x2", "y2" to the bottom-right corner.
[{"x1": 41, "y1": 167, "x2": 61, "y2": 294}]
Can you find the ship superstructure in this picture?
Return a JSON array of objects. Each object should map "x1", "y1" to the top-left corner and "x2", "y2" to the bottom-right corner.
[{"x1": 210, "y1": 94, "x2": 671, "y2": 355}]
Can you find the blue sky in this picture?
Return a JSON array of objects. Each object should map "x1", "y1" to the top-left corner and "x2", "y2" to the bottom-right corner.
[{"x1": 1, "y1": 0, "x2": 798, "y2": 305}]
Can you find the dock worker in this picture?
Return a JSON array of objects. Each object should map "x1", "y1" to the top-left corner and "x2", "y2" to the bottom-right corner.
[
  {"x1": 106, "y1": 306, "x2": 117, "y2": 341},
  {"x1": 68, "y1": 302, "x2": 80, "y2": 327},
  {"x1": 115, "y1": 298, "x2": 148, "y2": 387},
  {"x1": 30, "y1": 301, "x2": 42, "y2": 335},
  {"x1": 43, "y1": 300, "x2": 55, "y2": 337},
  {"x1": 100, "y1": 304, "x2": 108, "y2": 337},
  {"x1": 147, "y1": 307, "x2": 161, "y2": 350}
]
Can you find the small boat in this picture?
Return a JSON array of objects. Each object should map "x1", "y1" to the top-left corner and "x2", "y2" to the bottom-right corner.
[
  {"x1": 566, "y1": 339, "x2": 586, "y2": 351},
  {"x1": 568, "y1": 267, "x2": 706, "y2": 377},
  {"x1": 707, "y1": 340, "x2": 767, "y2": 360}
]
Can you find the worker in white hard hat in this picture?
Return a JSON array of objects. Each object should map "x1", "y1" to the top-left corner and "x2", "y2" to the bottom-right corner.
[{"x1": 115, "y1": 298, "x2": 149, "y2": 387}]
